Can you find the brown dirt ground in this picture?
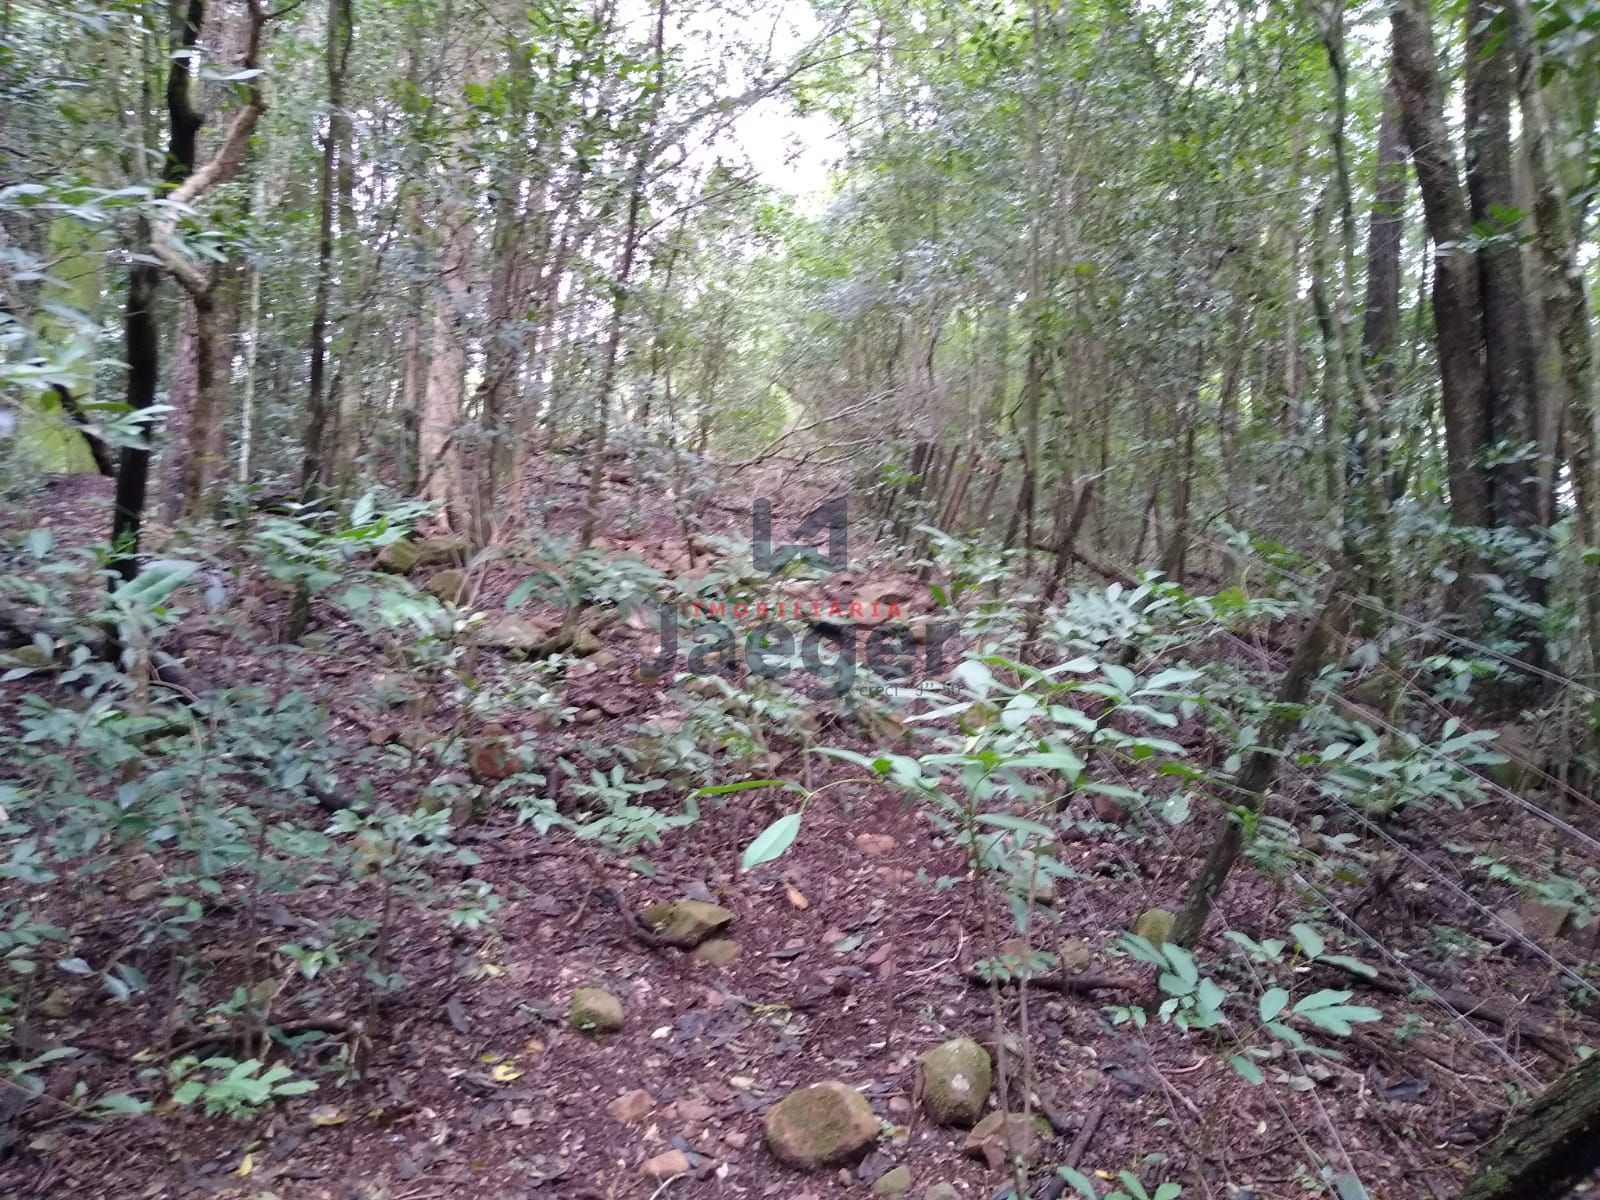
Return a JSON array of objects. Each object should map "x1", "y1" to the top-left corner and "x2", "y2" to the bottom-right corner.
[{"x1": 2, "y1": 464, "x2": 1599, "y2": 1200}]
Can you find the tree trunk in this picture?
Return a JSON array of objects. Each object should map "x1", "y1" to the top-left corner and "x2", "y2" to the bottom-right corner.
[
  {"x1": 1457, "y1": 1051, "x2": 1600, "y2": 1200},
  {"x1": 1390, "y1": 0, "x2": 1492, "y2": 530},
  {"x1": 109, "y1": 0, "x2": 206, "y2": 588},
  {"x1": 300, "y1": 0, "x2": 351, "y2": 493},
  {"x1": 1465, "y1": 0, "x2": 1543, "y2": 535},
  {"x1": 1171, "y1": 579, "x2": 1354, "y2": 946},
  {"x1": 420, "y1": 188, "x2": 473, "y2": 525},
  {"x1": 578, "y1": 0, "x2": 668, "y2": 548}
]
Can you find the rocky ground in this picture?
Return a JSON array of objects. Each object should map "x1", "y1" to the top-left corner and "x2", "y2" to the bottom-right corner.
[{"x1": 2, "y1": 460, "x2": 1597, "y2": 1200}]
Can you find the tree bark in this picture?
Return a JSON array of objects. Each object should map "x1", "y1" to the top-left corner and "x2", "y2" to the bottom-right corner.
[
  {"x1": 1457, "y1": 1051, "x2": 1600, "y2": 1200},
  {"x1": 1465, "y1": 0, "x2": 1543, "y2": 535},
  {"x1": 1390, "y1": 0, "x2": 1492, "y2": 530},
  {"x1": 578, "y1": 0, "x2": 668, "y2": 548},
  {"x1": 300, "y1": 0, "x2": 352, "y2": 493},
  {"x1": 1171, "y1": 579, "x2": 1353, "y2": 947},
  {"x1": 109, "y1": 0, "x2": 207, "y2": 587}
]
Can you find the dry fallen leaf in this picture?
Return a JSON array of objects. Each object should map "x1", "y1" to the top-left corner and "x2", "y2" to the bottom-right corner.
[
  {"x1": 309, "y1": 1105, "x2": 347, "y2": 1127},
  {"x1": 785, "y1": 884, "x2": 809, "y2": 909},
  {"x1": 491, "y1": 1062, "x2": 524, "y2": 1083}
]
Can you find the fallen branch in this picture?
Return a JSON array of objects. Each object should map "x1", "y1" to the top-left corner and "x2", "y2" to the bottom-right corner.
[
  {"x1": 963, "y1": 969, "x2": 1139, "y2": 996},
  {"x1": 1322, "y1": 959, "x2": 1579, "y2": 1061}
]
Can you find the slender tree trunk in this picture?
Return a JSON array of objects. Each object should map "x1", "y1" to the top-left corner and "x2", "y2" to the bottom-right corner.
[
  {"x1": 1171, "y1": 579, "x2": 1353, "y2": 946},
  {"x1": 109, "y1": 0, "x2": 205, "y2": 588},
  {"x1": 300, "y1": 0, "x2": 351, "y2": 493},
  {"x1": 238, "y1": 225, "x2": 261, "y2": 481},
  {"x1": 579, "y1": 0, "x2": 668, "y2": 547},
  {"x1": 1391, "y1": 0, "x2": 1492, "y2": 530}
]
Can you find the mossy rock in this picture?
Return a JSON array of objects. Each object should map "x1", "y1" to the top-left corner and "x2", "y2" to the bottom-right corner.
[
  {"x1": 693, "y1": 938, "x2": 741, "y2": 967},
  {"x1": 873, "y1": 1165, "x2": 913, "y2": 1197},
  {"x1": 1132, "y1": 907, "x2": 1175, "y2": 946},
  {"x1": 569, "y1": 987, "x2": 624, "y2": 1035},
  {"x1": 484, "y1": 615, "x2": 558, "y2": 653},
  {"x1": 641, "y1": 899, "x2": 733, "y2": 948},
  {"x1": 378, "y1": 536, "x2": 468, "y2": 575},
  {"x1": 763, "y1": 1081, "x2": 880, "y2": 1169},
  {"x1": 919, "y1": 1037, "x2": 991, "y2": 1127},
  {"x1": 1488, "y1": 723, "x2": 1541, "y2": 792},
  {"x1": 425, "y1": 568, "x2": 469, "y2": 604}
]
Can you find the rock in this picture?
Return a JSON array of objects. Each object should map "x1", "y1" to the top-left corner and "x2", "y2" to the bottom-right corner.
[
  {"x1": 1489, "y1": 723, "x2": 1541, "y2": 792},
  {"x1": 376, "y1": 540, "x2": 422, "y2": 573},
  {"x1": 640, "y1": 1150, "x2": 691, "y2": 1179},
  {"x1": 425, "y1": 569, "x2": 469, "y2": 604},
  {"x1": 924, "y1": 1186, "x2": 960, "y2": 1200},
  {"x1": 484, "y1": 615, "x2": 556, "y2": 653},
  {"x1": 874, "y1": 1166, "x2": 913, "y2": 1197},
  {"x1": 1132, "y1": 907, "x2": 1175, "y2": 946},
  {"x1": 641, "y1": 899, "x2": 733, "y2": 948},
  {"x1": 378, "y1": 536, "x2": 468, "y2": 574},
  {"x1": 858, "y1": 579, "x2": 915, "y2": 608},
  {"x1": 693, "y1": 938, "x2": 741, "y2": 967},
  {"x1": 855, "y1": 833, "x2": 897, "y2": 856},
  {"x1": 38, "y1": 987, "x2": 70, "y2": 1019},
  {"x1": 919, "y1": 1037, "x2": 992, "y2": 1127},
  {"x1": 1058, "y1": 938, "x2": 1092, "y2": 972},
  {"x1": 1089, "y1": 791, "x2": 1123, "y2": 822},
  {"x1": 608, "y1": 1088, "x2": 656, "y2": 1123},
  {"x1": 1518, "y1": 897, "x2": 1572, "y2": 941},
  {"x1": 369, "y1": 671, "x2": 414, "y2": 707},
  {"x1": 763, "y1": 1081, "x2": 880, "y2": 1169},
  {"x1": 961, "y1": 1111, "x2": 1048, "y2": 1170},
  {"x1": 569, "y1": 987, "x2": 624, "y2": 1034},
  {"x1": 467, "y1": 737, "x2": 520, "y2": 783},
  {"x1": 4, "y1": 645, "x2": 52, "y2": 671},
  {"x1": 1011, "y1": 850, "x2": 1056, "y2": 905},
  {"x1": 570, "y1": 627, "x2": 601, "y2": 656}
]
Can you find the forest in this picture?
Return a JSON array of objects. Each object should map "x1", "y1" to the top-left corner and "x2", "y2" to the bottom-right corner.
[{"x1": 2, "y1": 0, "x2": 1600, "y2": 1195}]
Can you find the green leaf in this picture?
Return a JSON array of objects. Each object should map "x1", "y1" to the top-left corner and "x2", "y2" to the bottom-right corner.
[
  {"x1": 976, "y1": 812, "x2": 1056, "y2": 840},
  {"x1": 1319, "y1": 954, "x2": 1377, "y2": 978},
  {"x1": 94, "y1": 1092, "x2": 151, "y2": 1115},
  {"x1": 1259, "y1": 987, "x2": 1290, "y2": 1022},
  {"x1": 1141, "y1": 667, "x2": 1202, "y2": 693},
  {"x1": 1005, "y1": 749, "x2": 1085, "y2": 779},
  {"x1": 1103, "y1": 663, "x2": 1137, "y2": 695},
  {"x1": 1290, "y1": 922, "x2": 1324, "y2": 959},
  {"x1": 1293, "y1": 988, "x2": 1352, "y2": 1013},
  {"x1": 1057, "y1": 1166, "x2": 1099, "y2": 1199},
  {"x1": 505, "y1": 575, "x2": 541, "y2": 610},
  {"x1": 1229, "y1": 1053, "x2": 1264, "y2": 1085},
  {"x1": 1161, "y1": 943, "x2": 1199, "y2": 987},
  {"x1": 1298, "y1": 1004, "x2": 1382, "y2": 1035},
  {"x1": 112, "y1": 559, "x2": 199, "y2": 608},
  {"x1": 741, "y1": 812, "x2": 802, "y2": 872},
  {"x1": 693, "y1": 779, "x2": 791, "y2": 798}
]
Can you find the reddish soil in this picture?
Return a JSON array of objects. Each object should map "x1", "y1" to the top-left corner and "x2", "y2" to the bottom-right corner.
[{"x1": 2, "y1": 463, "x2": 1597, "y2": 1200}]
